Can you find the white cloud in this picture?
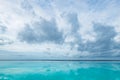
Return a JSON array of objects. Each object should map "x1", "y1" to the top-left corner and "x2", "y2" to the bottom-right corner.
[{"x1": 0, "y1": 0, "x2": 120, "y2": 58}]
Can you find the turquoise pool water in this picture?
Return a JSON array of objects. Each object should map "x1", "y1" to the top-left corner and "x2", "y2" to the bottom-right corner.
[{"x1": 0, "y1": 61, "x2": 120, "y2": 80}]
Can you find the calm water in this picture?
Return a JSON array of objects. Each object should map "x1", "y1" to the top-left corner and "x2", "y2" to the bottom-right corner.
[{"x1": 0, "y1": 61, "x2": 120, "y2": 80}]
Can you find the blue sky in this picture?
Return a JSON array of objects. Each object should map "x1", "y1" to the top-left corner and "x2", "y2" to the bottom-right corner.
[{"x1": 0, "y1": 0, "x2": 120, "y2": 59}]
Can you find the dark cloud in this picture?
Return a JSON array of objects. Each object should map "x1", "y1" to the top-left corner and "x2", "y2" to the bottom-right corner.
[
  {"x1": 93, "y1": 23, "x2": 116, "y2": 51},
  {"x1": 78, "y1": 23, "x2": 118, "y2": 57},
  {"x1": 0, "y1": 25, "x2": 7, "y2": 33},
  {"x1": 0, "y1": 37, "x2": 13, "y2": 45},
  {"x1": 18, "y1": 18, "x2": 63, "y2": 44},
  {"x1": 21, "y1": 0, "x2": 33, "y2": 12},
  {"x1": 64, "y1": 13, "x2": 82, "y2": 48},
  {"x1": 86, "y1": 0, "x2": 109, "y2": 12},
  {"x1": 66, "y1": 13, "x2": 80, "y2": 33},
  {"x1": 65, "y1": 13, "x2": 81, "y2": 39}
]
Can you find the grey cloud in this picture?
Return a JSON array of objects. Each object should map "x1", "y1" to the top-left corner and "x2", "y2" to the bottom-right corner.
[
  {"x1": 78, "y1": 23, "x2": 118, "y2": 57},
  {"x1": 35, "y1": 0, "x2": 51, "y2": 9},
  {"x1": 93, "y1": 23, "x2": 116, "y2": 50},
  {"x1": 21, "y1": 0, "x2": 33, "y2": 12},
  {"x1": 56, "y1": 12, "x2": 81, "y2": 52},
  {"x1": 66, "y1": 13, "x2": 80, "y2": 33},
  {"x1": 86, "y1": 0, "x2": 108, "y2": 11},
  {"x1": 18, "y1": 18, "x2": 63, "y2": 44},
  {"x1": 64, "y1": 13, "x2": 81, "y2": 39},
  {"x1": 0, "y1": 37, "x2": 13, "y2": 45},
  {"x1": 64, "y1": 13, "x2": 81, "y2": 47},
  {"x1": 0, "y1": 25, "x2": 7, "y2": 33}
]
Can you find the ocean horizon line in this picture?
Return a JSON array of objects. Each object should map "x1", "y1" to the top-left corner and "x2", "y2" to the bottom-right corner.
[{"x1": 0, "y1": 59, "x2": 120, "y2": 61}]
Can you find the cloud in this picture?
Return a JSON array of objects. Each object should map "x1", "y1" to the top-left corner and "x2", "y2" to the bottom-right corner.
[
  {"x1": 0, "y1": 0, "x2": 120, "y2": 58},
  {"x1": 0, "y1": 24, "x2": 6, "y2": 34},
  {"x1": 78, "y1": 23, "x2": 118, "y2": 57},
  {"x1": 63, "y1": 13, "x2": 81, "y2": 43},
  {"x1": 18, "y1": 18, "x2": 63, "y2": 44},
  {"x1": 66, "y1": 13, "x2": 80, "y2": 33},
  {"x1": 0, "y1": 37, "x2": 13, "y2": 45},
  {"x1": 21, "y1": 0, "x2": 33, "y2": 11}
]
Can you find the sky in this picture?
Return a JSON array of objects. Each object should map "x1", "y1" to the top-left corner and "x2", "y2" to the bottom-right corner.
[{"x1": 0, "y1": 0, "x2": 120, "y2": 59}]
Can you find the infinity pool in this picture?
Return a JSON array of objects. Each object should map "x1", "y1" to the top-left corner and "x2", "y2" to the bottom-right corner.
[{"x1": 0, "y1": 61, "x2": 120, "y2": 80}]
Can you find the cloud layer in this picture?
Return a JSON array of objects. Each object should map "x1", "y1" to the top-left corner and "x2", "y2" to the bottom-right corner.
[{"x1": 0, "y1": 0, "x2": 120, "y2": 59}]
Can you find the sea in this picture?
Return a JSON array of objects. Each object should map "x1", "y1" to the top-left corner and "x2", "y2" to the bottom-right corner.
[{"x1": 0, "y1": 61, "x2": 120, "y2": 80}]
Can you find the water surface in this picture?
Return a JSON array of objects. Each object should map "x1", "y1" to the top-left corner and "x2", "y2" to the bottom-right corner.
[{"x1": 0, "y1": 61, "x2": 120, "y2": 80}]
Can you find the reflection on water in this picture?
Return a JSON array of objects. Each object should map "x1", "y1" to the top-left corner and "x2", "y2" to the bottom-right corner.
[{"x1": 0, "y1": 61, "x2": 120, "y2": 80}]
